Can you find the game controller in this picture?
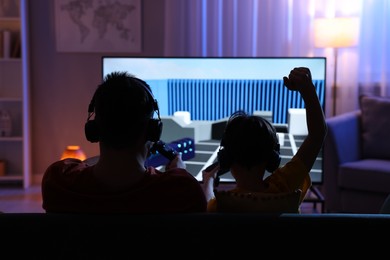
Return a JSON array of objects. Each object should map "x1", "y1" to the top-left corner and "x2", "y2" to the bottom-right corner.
[{"x1": 150, "y1": 140, "x2": 178, "y2": 161}]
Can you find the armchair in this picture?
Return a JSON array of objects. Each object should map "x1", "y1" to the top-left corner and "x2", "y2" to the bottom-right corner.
[{"x1": 323, "y1": 95, "x2": 390, "y2": 213}]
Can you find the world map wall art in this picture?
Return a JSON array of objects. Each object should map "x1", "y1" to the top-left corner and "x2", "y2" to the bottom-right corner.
[{"x1": 55, "y1": 0, "x2": 141, "y2": 52}]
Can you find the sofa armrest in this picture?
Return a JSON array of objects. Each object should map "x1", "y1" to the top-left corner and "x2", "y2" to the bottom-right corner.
[
  {"x1": 325, "y1": 110, "x2": 362, "y2": 165},
  {"x1": 323, "y1": 110, "x2": 362, "y2": 212}
]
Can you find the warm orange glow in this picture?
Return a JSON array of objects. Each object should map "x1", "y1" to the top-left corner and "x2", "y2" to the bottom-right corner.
[
  {"x1": 314, "y1": 17, "x2": 359, "y2": 48},
  {"x1": 61, "y1": 145, "x2": 87, "y2": 161}
]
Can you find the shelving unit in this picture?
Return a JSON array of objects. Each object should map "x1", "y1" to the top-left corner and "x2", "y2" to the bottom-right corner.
[{"x1": 0, "y1": 0, "x2": 30, "y2": 188}]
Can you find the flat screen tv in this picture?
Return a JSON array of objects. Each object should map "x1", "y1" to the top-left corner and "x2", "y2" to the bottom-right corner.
[{"x1": 102, "y1": 56, "x2": 326, "y2": 184}]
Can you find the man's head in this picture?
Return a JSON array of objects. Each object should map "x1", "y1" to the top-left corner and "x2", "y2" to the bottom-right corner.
[
  {"x1": 218, "y1": 111, "x2": 281, "y2": 172},
  {"x1": 85, "y1": 71, "x2": 162, "y2": 149}
]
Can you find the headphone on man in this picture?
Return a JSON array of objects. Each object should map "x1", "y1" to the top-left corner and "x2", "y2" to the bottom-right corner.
[
  {"x1": 84, "y1": 78, "x2": 163, "y2": 143},
  {"x1": 217, "y1": 115, "x2": 281, "y2": 173}
]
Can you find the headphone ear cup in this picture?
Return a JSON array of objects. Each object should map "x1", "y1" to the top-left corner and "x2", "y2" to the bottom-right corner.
[
  {"x1": 261, "y1": 119, "x2": 281, "y2": 173},
  {"x1": 265, "y1": 144, "x2": 281, "y2": 172},
  {"x1": 146, "y1": 119, "x2": 163, "y2": 142},
  {"x1": 85, "y1": 120, "x2": 99, "y2": 143},
  {"x1": 217, "y1": 148, "x2": 231, "y2": 172}
]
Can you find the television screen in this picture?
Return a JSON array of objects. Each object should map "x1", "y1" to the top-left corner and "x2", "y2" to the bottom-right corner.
[{"x1": 102, "y1": 56, "x2": 326, "y2": 184}]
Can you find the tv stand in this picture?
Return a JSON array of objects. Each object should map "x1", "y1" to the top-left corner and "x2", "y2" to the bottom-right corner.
[{"x1": 304, "y1": 185, "x2": 325, "y2": 213}]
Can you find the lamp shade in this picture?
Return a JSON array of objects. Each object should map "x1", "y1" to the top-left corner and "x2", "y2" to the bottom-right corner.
[
  {"x1": 314, "y1": 17, "x2": 359, "y2": 48},
  {"x1": 61, "y1": 145, "x2": 87, "y2": 161}
]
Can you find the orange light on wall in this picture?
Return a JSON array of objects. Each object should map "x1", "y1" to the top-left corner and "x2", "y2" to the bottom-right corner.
[{"x1": 61, "y1": 145, "x2": 87, "y2": 161}]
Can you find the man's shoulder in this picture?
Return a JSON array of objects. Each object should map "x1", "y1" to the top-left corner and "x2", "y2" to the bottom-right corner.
[
  {"x1": 43, "y1": 159, "x2": 89, "y2": 178},
  {"x1": 161, "y1": 168, "x2": 197, "y2": 178},
  {"x1": 153, "y1": 168, "x2": 201, "y2": 187}
]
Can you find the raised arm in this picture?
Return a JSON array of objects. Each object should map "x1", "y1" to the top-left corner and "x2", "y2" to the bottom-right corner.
[{"x1": 283, "y1": 67, "x2": 327, "y2": 171}]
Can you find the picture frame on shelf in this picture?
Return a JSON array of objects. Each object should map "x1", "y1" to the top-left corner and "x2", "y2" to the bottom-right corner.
[{"x1": 0, "y1": 109, "x2": 12, "y2": 137}]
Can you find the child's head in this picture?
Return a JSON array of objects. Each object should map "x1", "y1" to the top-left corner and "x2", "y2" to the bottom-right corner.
[{"x1": 218, "y1": 111, "x2": 281, "y2": 172}]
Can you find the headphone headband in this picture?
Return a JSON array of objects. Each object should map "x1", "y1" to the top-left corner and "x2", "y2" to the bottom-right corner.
[
  {"x1": 218, "y1": 112, "x2": 281, "y2": 173},
  {"x1": 85, "y1": 75, "x2": 163, "y2": 143},
  {"x1": 131, "y1": 77, "x2": 160, "y2": 114}
]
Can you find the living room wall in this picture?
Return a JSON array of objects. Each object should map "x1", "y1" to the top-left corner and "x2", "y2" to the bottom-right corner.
[{"x1": 28, "y1": 0, "x2": 165, "y2": 182}]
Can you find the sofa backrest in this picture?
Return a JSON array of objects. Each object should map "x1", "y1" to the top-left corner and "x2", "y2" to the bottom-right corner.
[
  {"x1": 1, "y1": 213, "x2": 390, "y2": 258},
  {"x1": 359, "y1": 95, "x2": 390, "y2": 160}
]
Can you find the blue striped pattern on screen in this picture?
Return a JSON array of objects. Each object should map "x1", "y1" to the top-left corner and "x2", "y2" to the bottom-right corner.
[{"x1": 167, "y1": 79, "x2": 324, "y2": 124}]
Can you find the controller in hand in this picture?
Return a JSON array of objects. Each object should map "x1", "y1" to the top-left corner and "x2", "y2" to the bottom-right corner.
[{"x1": 150, "y1": 140, "x2": 178, "y2": 161}]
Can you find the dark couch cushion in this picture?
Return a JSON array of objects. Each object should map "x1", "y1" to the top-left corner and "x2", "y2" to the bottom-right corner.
[
  {"x1": 338, "y1": 159, "x2": 390, "y2": 193},
  {"x1": 360, "y1": 95, "x2": 390, "y2": 159},
  {"x1": 215, "y1": 189, "x2": 302, "y2": 213}
]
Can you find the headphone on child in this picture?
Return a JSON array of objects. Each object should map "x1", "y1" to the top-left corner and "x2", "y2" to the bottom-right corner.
[
  {"x1": 84, "y1": 78, "x2": 163, "y2": 143},
  {"x1": 217, "y1": 115, "x2": 281, "y2": 173}
]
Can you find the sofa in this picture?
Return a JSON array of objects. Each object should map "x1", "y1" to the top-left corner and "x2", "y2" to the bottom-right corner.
[
  {"x1": 323, "y1": 95, "x2": 390, "y2": 213},
  {"x1": 1, "y1": 212, "x2": 390, "y2": 258}
]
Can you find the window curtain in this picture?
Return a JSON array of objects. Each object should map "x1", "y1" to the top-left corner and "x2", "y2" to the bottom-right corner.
[
  {"x1": 164, "y1": 0, "x2": 387, "y2": 116},
  {"x1": 358, "y1": 0, "x2": 390, "y2": 97},
  {"x1": 164, "y1": 0, "x2": 312, "y2": 57}
]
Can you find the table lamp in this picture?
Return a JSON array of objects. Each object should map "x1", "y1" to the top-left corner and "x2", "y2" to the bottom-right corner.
[
  {"x1": 314, "y1": 17, "x2": 359, "y2": 116},
  {"x1": 61, "y1": 145, "x2": 87, "y2": 161}
]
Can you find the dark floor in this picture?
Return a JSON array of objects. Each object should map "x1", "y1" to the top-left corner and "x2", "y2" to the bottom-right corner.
[
  {"x1": 0, "y1": 183, "x2": 323, "y2": 214},
  {"x1": 0, "y1": 184, "x2": 44, "y2": 213}
]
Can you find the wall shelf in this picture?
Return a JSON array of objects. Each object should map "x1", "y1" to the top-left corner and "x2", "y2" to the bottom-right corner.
[{"x1": 0, "y1": 0, "x2": 30, "y2": 188}]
